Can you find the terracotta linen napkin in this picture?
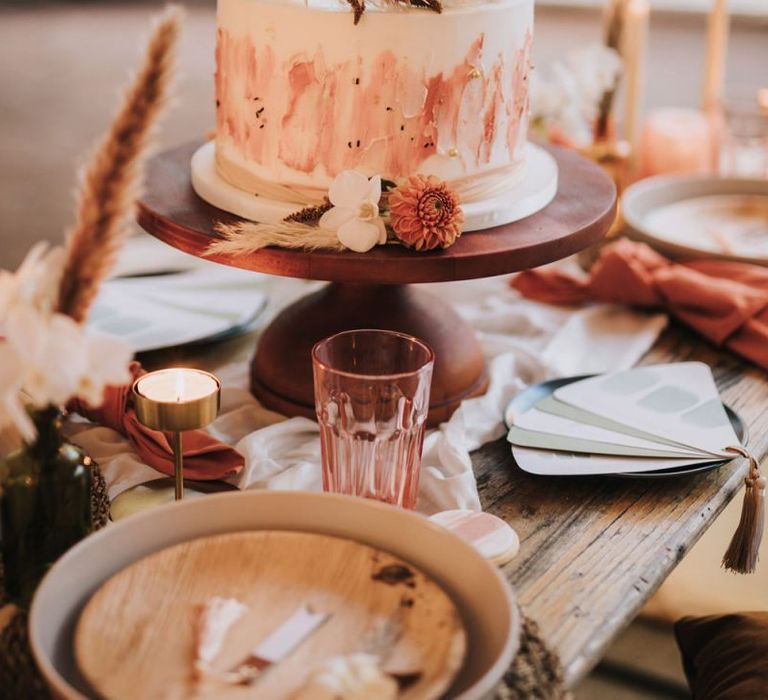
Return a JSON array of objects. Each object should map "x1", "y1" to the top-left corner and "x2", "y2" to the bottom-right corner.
[
  {"x1": 511, "y1": 239, "x2": 768, "y2": 370},
  {"x1": 69, "y1": 362, "x2": 243, "y2": 480}
]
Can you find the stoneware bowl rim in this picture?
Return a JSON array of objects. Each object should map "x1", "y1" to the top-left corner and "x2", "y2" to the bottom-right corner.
[{"x1": 29, "y1": 490, "x2": 519, "y2": 700}]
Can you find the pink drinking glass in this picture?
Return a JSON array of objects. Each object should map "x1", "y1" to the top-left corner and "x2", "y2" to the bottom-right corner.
[{"x1": 312, "y1": 329, "x2": 434, "y2": 509}]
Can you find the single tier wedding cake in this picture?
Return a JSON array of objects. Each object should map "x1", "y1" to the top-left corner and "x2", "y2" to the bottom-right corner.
[
  {"x1": 215, "y1": 0, "x2": 533, "y2": 198},
  {"x1": 195, "y1": 0, "x2": 555, "y2": 253}
]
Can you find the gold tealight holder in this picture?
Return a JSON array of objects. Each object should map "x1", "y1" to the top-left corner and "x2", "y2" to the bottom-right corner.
[{"x1": 132, "y1": 368, "x2": 221, "y2": 501}]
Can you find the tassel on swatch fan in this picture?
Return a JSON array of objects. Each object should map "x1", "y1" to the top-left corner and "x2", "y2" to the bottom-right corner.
[{"x1": 722, "y1": 446, "x2": 766, "y2": 575}]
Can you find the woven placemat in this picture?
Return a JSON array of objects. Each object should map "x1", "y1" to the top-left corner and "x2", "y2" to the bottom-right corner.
[
  {"x1": 495, "y1": 613, "x2": 571, "y2": 700},
  {"x1": 0, "y1": 471, "x2": 568, "y2": 699}
]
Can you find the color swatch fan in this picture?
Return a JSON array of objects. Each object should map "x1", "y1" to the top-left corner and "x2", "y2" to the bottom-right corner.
[{"x1": 506, "y1": 363, "x2": 743, "y2": 477}]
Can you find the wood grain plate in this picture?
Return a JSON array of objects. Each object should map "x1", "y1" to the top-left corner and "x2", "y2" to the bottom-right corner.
[{"x1": 75, "y1": 531, "x2": 466, "y2": 700}]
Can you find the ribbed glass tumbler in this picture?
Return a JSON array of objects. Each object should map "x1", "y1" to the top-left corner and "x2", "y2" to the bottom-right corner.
[{"x1": 312, "y1": 329, "x2": 434, "y2": 509}]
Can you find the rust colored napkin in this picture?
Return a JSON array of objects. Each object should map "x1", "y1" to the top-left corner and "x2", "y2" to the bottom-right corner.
[
  {"x1": 69, "y1": 363, "x2": 244, "y2": 481},
  {"x1": 511, "y1": 239, "x2": 768, "y2": 370}
]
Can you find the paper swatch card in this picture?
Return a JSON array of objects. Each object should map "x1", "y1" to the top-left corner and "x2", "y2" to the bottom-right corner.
[
  {"x1": 508, "y1": 407, "x2": 707, "y2": 458},
  {"x1": 510, "y1": 445, "x2": 722, "y2": 476},
  {"x1": 507, "y1": 363, "x2": 740, "y2": 478},
  {"x1": 553, "y1": 363, "x2": 739, "y2": 457},
  {"x1": 532, "y1": 395, "x2": 713, "y2": 453}
]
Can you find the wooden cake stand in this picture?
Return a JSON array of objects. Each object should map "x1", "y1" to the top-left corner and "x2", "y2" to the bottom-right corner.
[{"x1": 137, "y1": 141, "x2": 616, "y2": 425}]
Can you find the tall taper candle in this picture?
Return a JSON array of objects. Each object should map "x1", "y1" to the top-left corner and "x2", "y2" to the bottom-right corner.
[
  {"x1": 702, "y1": 0, "x2": 730, "y2": 112},
  {"x1": 621, "y1": 0, "x2": 650, "y2": 153}
]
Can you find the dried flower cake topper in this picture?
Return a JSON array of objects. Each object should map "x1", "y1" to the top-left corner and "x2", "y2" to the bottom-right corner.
[
  {"x1": 209, "y1": 169, "x2": 464, "y2": 257},
  {"x1": 346, "y1": 0, "x2": 443, "y2": 26}
]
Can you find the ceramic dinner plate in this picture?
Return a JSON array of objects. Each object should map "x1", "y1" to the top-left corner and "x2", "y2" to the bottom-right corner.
[
  {"x1": 75, "y1": 530, "x2": 466, "y2": 700},
  {"x1": 88, "y1": 235, "x2": 269, "y2": 353},
  {"x1": 504, "y1": 375, "x2": 747, "y2": 479},
  {"x1": 30, "y1": 491, "x2": 519, "y2": 700},
  {"x1": 622, "y1": 175, "x2": 768, "y2": 265}
]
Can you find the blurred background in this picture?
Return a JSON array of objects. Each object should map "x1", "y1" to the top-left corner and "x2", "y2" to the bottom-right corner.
[
  {"x1": 0, "y1": 1, "x2": 766, "y2": 698},
  {"x1": 1, "y1": 1, "x2": 766, "y2": 268}
]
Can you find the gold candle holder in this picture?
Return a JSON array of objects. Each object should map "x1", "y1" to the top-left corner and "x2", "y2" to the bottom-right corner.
[{"x1": 132, "y1": 369, "x2": 221, "y2": 501}]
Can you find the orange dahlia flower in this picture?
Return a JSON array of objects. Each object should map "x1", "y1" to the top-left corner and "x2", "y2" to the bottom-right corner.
[{"x1": 388, "y1": 175, "x2": 464, "y2": 251}]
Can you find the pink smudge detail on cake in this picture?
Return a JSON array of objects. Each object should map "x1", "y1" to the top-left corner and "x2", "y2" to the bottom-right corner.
[
  {"x1": 279, "y1": 58, "x2": 324, "y2": 172},
  {"x1": 335, "y1": 51, "x2": 400, "y2": 175},
  {"x1": 480, "y1": 62, "x2": 504, "y2": 164},
  {"x1": 507, "y1": 30, "x2": 532, "y2": 159},
  {"x1": 366, "y1": 51, "x2": 421, "y2": 175},
  {"x1": 434, "y1": 35, "x2": 485, "y2": 158},
  {"x1": 215, "y1": 29, "x2": 532, "y2": 181},
  {"x1": 216, "y1": 29, "x2": 275, "y2": 164}
]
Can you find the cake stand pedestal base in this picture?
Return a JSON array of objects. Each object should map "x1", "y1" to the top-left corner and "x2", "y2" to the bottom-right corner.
[
  {"x1": 136, "y1": 141, "x2": 617, "y2": 429},
  {"x1": 251, "y1": 282, "x2": 488, "y2": 427}
]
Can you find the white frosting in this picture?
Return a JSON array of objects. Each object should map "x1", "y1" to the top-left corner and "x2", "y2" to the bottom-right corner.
[{"x1": 215, "y1": 0, "x2": 533, "y2": 192}]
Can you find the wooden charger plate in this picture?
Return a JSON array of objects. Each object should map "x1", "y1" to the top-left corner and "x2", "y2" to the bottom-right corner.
[{"x1": 75, "y1": 531, "x2": 466, "y2": 700}]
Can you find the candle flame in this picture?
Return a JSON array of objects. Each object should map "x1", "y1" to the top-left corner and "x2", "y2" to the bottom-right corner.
[{"x1": 175, "y1": 370, "x2": 185, "y2": 403}]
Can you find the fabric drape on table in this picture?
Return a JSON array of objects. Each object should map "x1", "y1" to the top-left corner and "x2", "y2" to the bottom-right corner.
[
  {"x1": 65, "y1": 277, "x2": 667, "y2": 512},
  {"x1": 511, "y1": 239, "x2": 768, "y2": 370}
]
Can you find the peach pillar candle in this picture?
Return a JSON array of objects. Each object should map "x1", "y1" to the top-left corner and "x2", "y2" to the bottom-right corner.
[
  {"x1": 621, "y1": 0, "x2": 650, "y2": 153},
  {"x1": 702, "y1": 0, "x2": 730, "y2": 112},
  {"x1": 640, "y1": 108, "x2": 714, "y2": 177}
]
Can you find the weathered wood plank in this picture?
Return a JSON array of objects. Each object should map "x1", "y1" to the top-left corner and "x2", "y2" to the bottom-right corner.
[{"x1": 474, "y1": 324, "x2": 768, "y2": 686}]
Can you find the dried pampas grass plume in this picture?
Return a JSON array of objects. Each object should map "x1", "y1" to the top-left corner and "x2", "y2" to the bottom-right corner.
[
  {"x1": 208, "y1": 221, "x2": 346, "y2": 255},
  {"x1": 56, "y1": 5, "x2": 182, "y2": 323}
]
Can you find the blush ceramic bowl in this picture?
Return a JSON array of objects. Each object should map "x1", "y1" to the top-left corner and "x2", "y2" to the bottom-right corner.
[{"x1": 29, "y1": 491, "x2": 519, "y2": 699}]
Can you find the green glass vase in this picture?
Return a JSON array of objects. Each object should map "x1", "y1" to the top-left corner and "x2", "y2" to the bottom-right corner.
[{"x1": 0, "y1": 406, "x2": 93, "y2": 608}]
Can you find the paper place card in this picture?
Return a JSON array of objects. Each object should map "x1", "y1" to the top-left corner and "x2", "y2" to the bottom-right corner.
[{"x1": 251, "y1": 606, "x2": 329, "y2": 665}]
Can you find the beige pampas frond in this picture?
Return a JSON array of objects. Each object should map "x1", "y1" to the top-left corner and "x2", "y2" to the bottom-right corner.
[
  {"x1": 56, "y1": 5, "x2": 183, "y2": 323},
  {"x1": 208, "y1": 221, "x2": 346, "y2": 255}
]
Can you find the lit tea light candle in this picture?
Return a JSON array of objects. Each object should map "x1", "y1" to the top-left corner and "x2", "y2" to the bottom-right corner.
[
  {"x1": 133, "y1": 369, "x2": 221, "y2": 501},
  {"x1": 136, "y1": 369, "x2": 220, "y2": 405}
]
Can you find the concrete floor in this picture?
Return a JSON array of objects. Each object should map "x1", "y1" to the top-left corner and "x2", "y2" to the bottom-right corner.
[{"x1": 1, "y1": 3, "x2": 766, "y2": 697}]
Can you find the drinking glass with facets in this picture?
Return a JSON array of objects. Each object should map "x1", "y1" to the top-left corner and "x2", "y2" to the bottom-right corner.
[{"x1": 312, "y1": 330, "x2": 434, "y2": 509}]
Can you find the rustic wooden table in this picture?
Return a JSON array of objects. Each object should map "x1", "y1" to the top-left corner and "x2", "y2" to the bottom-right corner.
[
  {"x1": 143, "y1": 319, "x2": 768, "y2": 689},
  {"x1": 477, "y1": 325, "x2": 768, "y2": 687}
]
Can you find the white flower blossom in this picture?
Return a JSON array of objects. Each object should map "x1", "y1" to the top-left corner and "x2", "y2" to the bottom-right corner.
[
  {"x1": 0, "y1": 244, "x2": 133, "y2": 441},
  {"x1": 531, "y1": 44, "x2": 623, "y2": 147},
  {"x1": 0, "y1": 242, "x2": 64, "y2": 319},
  {"x1": 319, "y1": 171, "x2": 388, "y2": 253}
]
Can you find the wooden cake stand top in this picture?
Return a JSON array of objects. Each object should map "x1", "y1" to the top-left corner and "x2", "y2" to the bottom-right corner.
[{"x1": 138, "y1": 141, "x2": 617, "y2": 284}]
